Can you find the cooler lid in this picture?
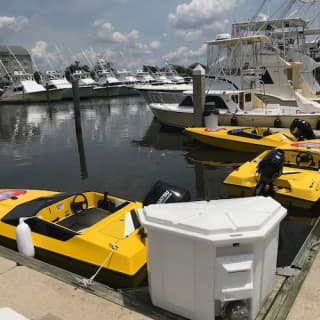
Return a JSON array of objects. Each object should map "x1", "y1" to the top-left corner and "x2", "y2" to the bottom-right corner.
[{"x1": 139, "y1": 197, "x2": 286, "y2": 240}]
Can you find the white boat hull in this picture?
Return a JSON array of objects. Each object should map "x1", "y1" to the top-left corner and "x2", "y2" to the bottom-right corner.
[
  {"x1": 218, "y1": 112, "x2": 320, "y2": 129},
  {"x1": 135, "y1": 83, "x2": 191, "y2": 104},
  {"x1": 149, "y1": 103, "x2": 194, "y2": 128},
  {"x1": 0, "y1": 88, "x2": 64, "y2": 103},
  {"x1": 62, "y1": 86, "x2": 93, "y2": 99},
  {"x1": 150, "y1": 103, "x2": 320, "y2": 129},
  {"x1": 90, "y1": 85, "x2": 121, "y2": 97}
]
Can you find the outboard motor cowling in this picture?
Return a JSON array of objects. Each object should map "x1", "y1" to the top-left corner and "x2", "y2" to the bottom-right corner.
[
  {"x1": 256, "y1": 149, "x2": 284, "y2": 196},
  {"x1": 290, "y1": 119, "x2": 315, "y2": 140},
  {"x1": 143, "y1": 180, "x2": 191, "y2": 205}
]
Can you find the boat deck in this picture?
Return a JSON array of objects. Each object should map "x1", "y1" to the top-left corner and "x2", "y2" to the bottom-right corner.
[{"x1": 57, "y1": 207, "x2": 110, "y2": 232}]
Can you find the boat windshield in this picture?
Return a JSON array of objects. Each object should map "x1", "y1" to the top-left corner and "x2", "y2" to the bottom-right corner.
[
  {"x1": 179, "y1": 95, "x2": 230, "y2": 109},
  {"x1": 179, "y1": 95, "x2": 193, "y2": 106},
  {"x1": 2, "y1": 193, "x2": 72, "y2": 226}
]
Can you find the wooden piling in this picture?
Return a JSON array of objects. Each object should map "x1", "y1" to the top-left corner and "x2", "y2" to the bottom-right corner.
[
  {"x1": 72, "y1": 80, "x2": 88, "y2": 179},
  {"x1": 192, "y1": 64, "x2": 205, "y2": 127}
]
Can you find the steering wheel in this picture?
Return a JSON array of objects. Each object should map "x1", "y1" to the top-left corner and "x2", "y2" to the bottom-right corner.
[
  {"x1": 295, "y1": 151, "x2": 314, "y2": 166},
  {"x1": 70, "y1": 193, "x2": 88, "y2": 214}
]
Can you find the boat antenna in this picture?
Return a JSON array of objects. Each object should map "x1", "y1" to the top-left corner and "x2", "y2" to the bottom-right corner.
[
  {"x1": 251, "y1": 0, "x2": 270, "y2": 21},
  {"x1": 68, "y1": 47, "x2": 77, "y2": 65},
  {"x1": 54, "y1": 45, "x2": 68, "y2": 71},
  {"x1": 0, "y1": 59, "x2": 12, "y2": 81},
  {"x1": 276, "y1": 0, "x2": 298, "y2": 19},
  {"x1": 27, "y1": 48, "x2": 41, "y2": 73},
  {"x1": 82, "y1": 50, "x2": 93, "y2": 69},
  {"x1": 6, "y1": 46, "x2": 27, "y2": 73}
]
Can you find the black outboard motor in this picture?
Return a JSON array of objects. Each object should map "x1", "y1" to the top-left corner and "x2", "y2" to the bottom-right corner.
[
  {"x1": 255, "y1": 149, "x2": 284, "y2": 196},
  {"x1": 290, "y1": 119, "x2": 315, "y2": 141},
  {"x1": 143, "y1": 180, "x2": 191, "y2": 206}
]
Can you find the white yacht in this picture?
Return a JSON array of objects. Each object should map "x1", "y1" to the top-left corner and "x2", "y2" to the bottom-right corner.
[
  {"x1": 226, "y1": 18, "x2": 320, "y2": 104},
  {"x1": 135, "y1": 70, "x2": 156, "y2": 84},
  {"x1": 91, "y1": 59, "x2": 122, "y2": 97},
  {"x1": 148, "y1": 16, "x2": 320, "y2": 129},
  {"x1": 114, "y1": 69, "x2": 141, "y2": 96},
  {"x1": 116, "y1": 69, "x2": 138, "y2": 84},
  {"x1": 0, "y1": 71, "x2": 64, "y2": 103},
  {"x1": 70, "y1": 70, "x2": 95, "y2": 98},
  {"x1": 44, "y1": 70, "x2": 90, "y2": 99},
  {"x1": 164, "y1": 64, "x2": 186, "y2": 84},
  {"x1": 94, "y1": 59, "x2": 122, "y2": 86},
  {"x1": 149, "y1": 86, "x2": 320, "y2": 129},
  {"x1": 152, "y1": 71, "x2": 173, "y2": 84}
]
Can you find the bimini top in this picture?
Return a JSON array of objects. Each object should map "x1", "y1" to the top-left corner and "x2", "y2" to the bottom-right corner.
[
  {"x1": 139, "y1": 196, "x2": 286, "y2": 242},
  {"x1": 205, "y1": 35, "x2": 270, "y2": 47}
]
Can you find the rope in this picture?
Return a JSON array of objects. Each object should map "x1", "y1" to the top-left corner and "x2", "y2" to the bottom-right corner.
[
  {"x1": 75, "y1": 240, "x2": 120, "y2": 288},
  {"x1": 310, "y1": 240, "x2": 320, "y2": 250}
]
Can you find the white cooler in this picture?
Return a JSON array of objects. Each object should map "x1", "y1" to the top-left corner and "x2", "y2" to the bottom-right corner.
[{"x1": 139, "y1": 196, "x2": 287, "y2": 320}]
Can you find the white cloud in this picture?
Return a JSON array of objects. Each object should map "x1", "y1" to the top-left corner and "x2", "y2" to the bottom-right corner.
[
  {"x1": 163, "y1": 43, "x2": 207, "y2": 64},
  {"x1": 0, "y1": 16, "x2": 28, "y2": 32},
  {"x1": 176, "y1": 29, "x2": 203, "y2": 41},
  {"x1": 149, "y1": 40, "x2": 160, "y2": 49},
  {"x1": 169, "y1": 0, "x2": 245, "y2": 29},
  {"x1": 92, "y1": 20, "x2": 140, "y2": 45},
  {"x1": 30, "y1": 41, "x2": 62, "y2": 70},
  {"x1": 31, "y1": 41, "x2": 48, "y2": 58},
  {"x1": 88, "y1": 19, "x2": 162, "y2": 68},
  {"x1": 256, "y1": 12, "x2": 269, "y2": 21}
]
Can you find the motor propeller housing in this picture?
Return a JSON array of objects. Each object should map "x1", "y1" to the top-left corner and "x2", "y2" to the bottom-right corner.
[
  {"x1": 143, "y1": 180, "x2": 191, "y2": 206},
  {"x1": 290, "y1": 119, "x2": 315, "y2": 141},
  {"x1": 255, "y1": 149, "x2": 285, "y2": 196}
]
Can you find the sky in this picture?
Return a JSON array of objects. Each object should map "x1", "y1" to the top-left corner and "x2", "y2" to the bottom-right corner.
[{"x1": 0, "y1": 0, "x2": 316, "y2": 72}]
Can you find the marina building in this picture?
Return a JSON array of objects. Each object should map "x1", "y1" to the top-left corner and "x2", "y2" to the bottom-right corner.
[{"x1": 0, "y1": 45, "x2": 33, "y2": 86}]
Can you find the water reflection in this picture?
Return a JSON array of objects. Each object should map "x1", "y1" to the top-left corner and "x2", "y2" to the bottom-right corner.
[
  {"x1": 0, "y1": 96, "x2": 317, "y2": 267},
  {"x1": 132, "y1": 118, "x2": 192, "y2": 151},
  {"x1": 0, "y1": 96, "x2": 156, "y2": 198},
  {"x1": 73, "y1": 99, "x2": 88, "y2": 179}
]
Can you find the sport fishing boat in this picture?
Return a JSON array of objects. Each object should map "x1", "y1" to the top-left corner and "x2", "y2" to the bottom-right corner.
[
  {"x1": 0, "y1": 71, "x2": 64, "y2": 103},
  {"x1": 224, "y1": 140, "x2": 320, "y2": 210},
  {"x1": 185, "y1": 119, "x2": 317, "y2": 154},
  {"x1": 0, "y1": 182, "x2": 190, "y2": 288}
]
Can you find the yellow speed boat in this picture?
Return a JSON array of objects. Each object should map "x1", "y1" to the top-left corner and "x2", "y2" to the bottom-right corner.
[
  {"x1": 224, "y1": 140, "x2": 320, "y2": 210},
  {"x1": 0, "y1": 189, "x2": 145, "y2": 288},
  {"x1": 185, "y1": 119, "x2": 316, "y2": 154},
  {"x1": 0, "y1": 182, "x2": 190, "y2": 288}
]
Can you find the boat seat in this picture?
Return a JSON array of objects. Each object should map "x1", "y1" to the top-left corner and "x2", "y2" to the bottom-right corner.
[
  {"x1": 56, "y1": 207, "x2": 110, "y2": 232},
  {"x1": 228, "y1": 129, "x2": 263, "y2": 140}
]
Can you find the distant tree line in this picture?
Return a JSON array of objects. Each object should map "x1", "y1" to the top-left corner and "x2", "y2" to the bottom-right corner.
[{"x1": 65, "y1": 60, "x2": 92, "y2": 81}]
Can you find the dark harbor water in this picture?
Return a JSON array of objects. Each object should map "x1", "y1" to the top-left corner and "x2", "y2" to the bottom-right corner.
[{"x1": 0, "y1": 95, "x2": 315, "y2": 266}]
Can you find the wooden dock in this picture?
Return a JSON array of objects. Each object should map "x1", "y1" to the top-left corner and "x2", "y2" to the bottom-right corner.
[{"x1": 0, "y1": 216, "x2": 319, "y2": 320}]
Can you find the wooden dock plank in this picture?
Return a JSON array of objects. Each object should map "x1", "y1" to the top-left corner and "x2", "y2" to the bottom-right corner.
[{"x1": 258, "y1": 216, "x2": 320, "y2": 320}]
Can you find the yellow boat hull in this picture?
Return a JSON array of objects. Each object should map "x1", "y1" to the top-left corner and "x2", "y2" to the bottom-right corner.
[
  {"x1": 185, "y1": 127, "x2": 296, "y2": 153},
  {"x1": 224, "y1": 144, "x2": 320, "y2": 210}
]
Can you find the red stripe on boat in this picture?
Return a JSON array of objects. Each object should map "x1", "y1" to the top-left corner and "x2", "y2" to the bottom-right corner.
[{"x1": 0, "y1": 189, "x2": 26, "y2": 201}]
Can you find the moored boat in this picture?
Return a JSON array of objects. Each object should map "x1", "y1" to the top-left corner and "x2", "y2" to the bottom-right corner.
[
  {"x1": 45, "y1": 70, "x2": 92, "y2": 99},
  {"x1": 185, "y1": 118, "x2": 317, "y2": 154},
  {"x1": 0, "y1": 189, "x2": 145, "y2": 288},
  {"x1": 224, "y1": 141, "x2": 320, "y2": 210},
  {"x1": 149, "y1": 88, "x2": 320, "y2": 129},
  {"x1": 0, "y1": 182, "x2": 190, "y2": 288},
  {"x1": 0, "y1": 71, "x2": 64, "y2": 103}
]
